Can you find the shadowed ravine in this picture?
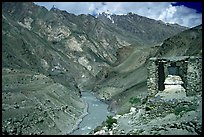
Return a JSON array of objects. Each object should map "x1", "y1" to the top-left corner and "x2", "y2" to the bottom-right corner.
[{"x1": 70, "y1": 92, "x2": 114, "y2": 135}]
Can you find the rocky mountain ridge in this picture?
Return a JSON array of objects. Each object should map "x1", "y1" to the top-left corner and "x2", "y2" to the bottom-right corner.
[{"x1": 2, "y1": 2, "x2": 201, "y2": 135}]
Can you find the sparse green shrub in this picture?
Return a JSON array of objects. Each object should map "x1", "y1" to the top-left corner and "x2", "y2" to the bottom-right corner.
[
  {"x1": 141, "y1": 96, "x2": 148, "y2": 104},
  {"x1": 117, "y1": 112, "x2": 125, "y2": 116},
  {"x1": 106, "y1": 116, "x2": 117, "y2": 130},
  {"x1": 174, "y1": 105, "x2": 197, "y2": 116},
  {"x1": 132, "y1": 129, "x2": 144, "y2": 135},
  {"x1": 129, "y1": 97, "x2": 141, "y2": 104}
]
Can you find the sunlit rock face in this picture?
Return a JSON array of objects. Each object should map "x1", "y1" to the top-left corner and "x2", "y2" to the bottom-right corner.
[
  {"x1": 164, "y1": 75, "x2": 184, "y2": 85},
  {"x1": 2, "y1": 2, "x2": 201, "y2": 135}
]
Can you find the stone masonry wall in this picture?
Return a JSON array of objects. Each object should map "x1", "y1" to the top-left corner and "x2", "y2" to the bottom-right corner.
[
  {"x1": 178, "y1": 60, "x2": 188, "y2": 89},
  {"x1": 147, "y1": 58, "x2": 158, "y2": 98},
  {"x1": 186, "y1": 57, "x2": 202, "y2": 96},
  {"x1": 147, "y1": 56, "x2": 202, "y2": 98}
]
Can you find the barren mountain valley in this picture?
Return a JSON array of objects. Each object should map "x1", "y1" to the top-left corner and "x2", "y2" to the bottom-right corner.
[{"x1": 2, "y1": 2, "x2": 202, "y2": 135}]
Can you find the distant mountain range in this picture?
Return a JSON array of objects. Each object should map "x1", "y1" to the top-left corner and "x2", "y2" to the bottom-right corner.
[{"x1": 2, "y1": 2, "x2": 201, "y2": 135}]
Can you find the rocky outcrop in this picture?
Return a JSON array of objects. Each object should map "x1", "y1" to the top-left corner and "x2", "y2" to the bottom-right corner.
[
  {"x1": 2, "y1": 68, "x2": 85, "y2": 135},
  {"x1": 157, "y1": 25, "x2": 202, "y2": 57},
  {"x1": 93, "y1": 55, "x2": 202, "y2": 135},
  {"x1": 2, "y1": 2, "x2": 201, "y2": 135},
  {"x1": 93, "y1": 90, "x2": 202, "y2": 135}
]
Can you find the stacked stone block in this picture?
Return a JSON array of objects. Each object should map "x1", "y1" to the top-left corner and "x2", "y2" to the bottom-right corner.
[
  {"x1": 178, "y1": 60, "x2": 188, "y2": 89},
  {"x1": 147, "y1": 58, "x2": 158, "y2": 98},
  {"x1": 186, "y1": 57, "x2": 202, "y2": 96}
]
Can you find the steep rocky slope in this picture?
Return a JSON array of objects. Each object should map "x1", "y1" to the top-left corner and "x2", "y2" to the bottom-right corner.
[
  {"x1": 99, "y1": 12, "x2": 187, "y2": 45},
  {"x1": 2, "y1": 68, "x2": 85, "y2": 135},
  {"x1": 2, "y1": 2, "x2": 192, "y2": 135},
  {"x1": 91, "y1": 25, "x2": 202, "y2": 135},
  {"x1": 157, "y1": 24, "x2": 202, "y2": 57},
  {"x1": 2, "y1": 2, "x2": 188, "y2": 88},
  {"x1": 93, "y1": 24, "x2": 202, "y2": 114}
]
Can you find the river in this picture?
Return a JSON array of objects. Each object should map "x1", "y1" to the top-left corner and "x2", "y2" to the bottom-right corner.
[{"x1": 70, "y1": 91, "x2": 114, "y2": 135}]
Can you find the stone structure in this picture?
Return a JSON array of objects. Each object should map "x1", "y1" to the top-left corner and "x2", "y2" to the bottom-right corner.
[{"x1": 147, "y1": 56, "x2": 202, "y2": 98}]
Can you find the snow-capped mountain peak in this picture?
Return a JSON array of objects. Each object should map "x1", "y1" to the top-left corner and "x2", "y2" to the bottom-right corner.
[{"x1": 99, "y1": 10, "x2": 115, "y2": 23}]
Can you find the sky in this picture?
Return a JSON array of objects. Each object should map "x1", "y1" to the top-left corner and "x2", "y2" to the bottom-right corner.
[{"x1": 35, "y1": 2, "x2": 202, "y2": 28}]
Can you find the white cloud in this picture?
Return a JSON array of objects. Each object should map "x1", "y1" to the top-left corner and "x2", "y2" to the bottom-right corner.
[
  {"x1": 35, "y1": 2, "x2": 202, "y2": 28},
  {"x1": 158, "y1": 5, "x2": 177, "y2": 24}
]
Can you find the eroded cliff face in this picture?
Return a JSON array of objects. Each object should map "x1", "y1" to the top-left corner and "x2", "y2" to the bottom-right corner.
[
  {"x1": 2, "y1": 2, "x2": 189, "y2": 89},
  {"x1": 2, "y1": 2, "x2": 192, "y2": 135},
  {"x1": 2, "y1": 68, "x2": 85, "y2": 135}
]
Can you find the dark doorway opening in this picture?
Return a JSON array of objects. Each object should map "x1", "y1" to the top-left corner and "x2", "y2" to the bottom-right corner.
[
  {"x1": 158, "y1": 62, "x2": 165, "y2": 91},
  {"x1": 168, "y1": 62, "x2": 179, "y2": 75},
  {"x1": 168, "y1": 66, "x2": 179, "y2": 75}
]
